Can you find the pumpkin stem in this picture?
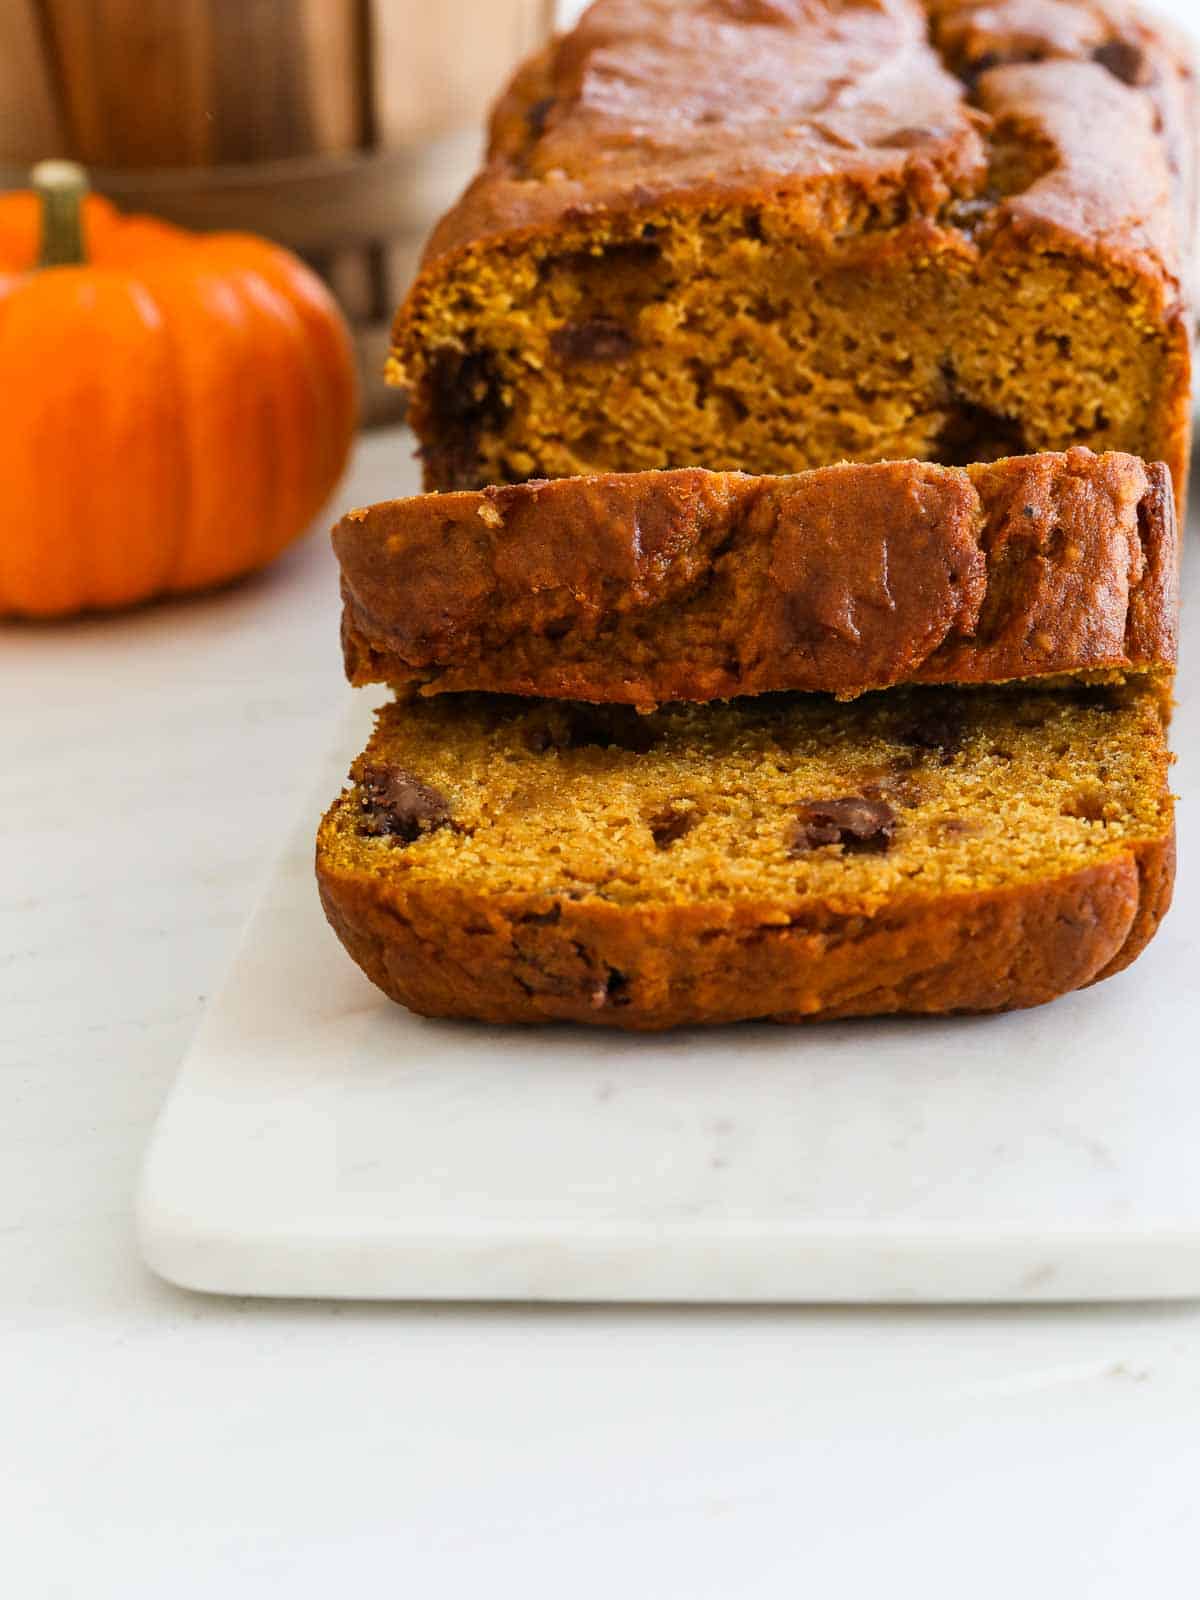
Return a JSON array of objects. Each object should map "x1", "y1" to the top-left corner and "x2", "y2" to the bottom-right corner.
[{"x1": 33, "y1": 160, "x2": 89, "y2": 268}]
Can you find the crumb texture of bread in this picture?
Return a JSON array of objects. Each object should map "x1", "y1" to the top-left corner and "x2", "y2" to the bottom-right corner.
[
  {"x1": 391, "y1": 0, "x2": 1194, "y2": 503},
  {"x1": 316, "y1": 681, "x2": 1174, "y2": 1028},
  {"x1": 335, "y1": 449, "x2": 1177, "y2": 706}
]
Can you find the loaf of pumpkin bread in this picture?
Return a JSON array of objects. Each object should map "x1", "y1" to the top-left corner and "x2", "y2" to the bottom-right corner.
[
  {"x1": 316, "y1": 680, "x2": 1174, "y2": 1029},
  {"x1": 390, "y1": 0, "x2": 1195, "y2": 504},
  {"x1": 336, "y1": 449, "x2": 1177, "y2": 707}
]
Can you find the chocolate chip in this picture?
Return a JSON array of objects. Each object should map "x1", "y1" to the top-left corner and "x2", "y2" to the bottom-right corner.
[
  {"x1": 524, "y1": 722, "x2": 555, "y2": 754},
  {"x1": 428, "y1": 347, "x2": 503, "y2": 431},
  {"x1": 968, "y1": 49, "x2": 1002, "y2": 75},
  {"x1": 357, "y1": 764, "x2": 453, "y2": 843},
  {"x1": 876, "y1": 124, "x2": 940, "y2": 148},
  {"x1": 526, "y1": 95, "x2": 555, "y2": 138},
  {"x1": 424, "y1": 347, "x2": 507, "y2": 490},
  {"x1": 788, "y1": 796, "x2": 896, "y2": 856},
  {"x1": 550, "y1": 317, "x2": 636, "y2": 364},
  {"x1": 591, "y1": 967, "x2": 631, "y2": 1008},
  {"x1": 519, "y1": 905, "x2": 562, "y2": 926},
  {"x1": 525, "y1": 705, "x2": 659, "y2": 754},
  {"x1": 956, "y1": 49, "x2": 1002, "y2": 94},
  {"x1": 1093, "y1": 37, "x2": 1151, "y2": 86},
  {"x1": 1067, "y1": 684, "x2": 1118, "y2": 711},
  {"x1": 935, "y1": 397, "x2": 1028, "y2": 466},
  {"x1": 897, "y1": 706, "x2": 964, "y2": 764},
  {"x1": 542, "y1": 240, "x2": 661, "y2": 285},
  {"x1": 648, "y1": 807, "x2": 697, "y2": 849}
]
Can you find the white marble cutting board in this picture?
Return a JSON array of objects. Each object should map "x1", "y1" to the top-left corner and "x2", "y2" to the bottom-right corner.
[{"x1": 139, "y1": 660, "x2": 1200, "y2": 1303}]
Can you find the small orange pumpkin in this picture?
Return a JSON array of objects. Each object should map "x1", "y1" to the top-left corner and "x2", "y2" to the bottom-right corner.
[{"x1": 0, "y1": 162, "x2": 357, "y2": 617}]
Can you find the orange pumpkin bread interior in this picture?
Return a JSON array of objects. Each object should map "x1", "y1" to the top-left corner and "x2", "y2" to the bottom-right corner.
[
  {"x1": 336, "y1": 449, "x2": 1177, "y2": 707},
  {"x1": 317, "y1": 679, "x2": 1174, "y2": 1029},
  {"x1": 391, "y1": 0, "x2": 1194, "y2": 504}
]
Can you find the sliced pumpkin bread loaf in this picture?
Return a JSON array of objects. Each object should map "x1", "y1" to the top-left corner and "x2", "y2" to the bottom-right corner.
[
  {"x1": 337, "y1": 449, "x2": 1176, "y2": 708},
  {"x1": 316, "y1": 680, "x2": 1174, "y2": 1029},
  {"x1": 391, "y1": 0, "x2": 1194, "y2": 498}
]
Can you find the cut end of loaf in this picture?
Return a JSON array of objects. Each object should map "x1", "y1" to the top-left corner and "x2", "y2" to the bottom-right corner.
[{"x1": 316, "y1": 680, "x2": 1174, "y2": 1027}]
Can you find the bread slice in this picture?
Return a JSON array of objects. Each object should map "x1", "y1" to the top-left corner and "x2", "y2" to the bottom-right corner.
[
  {"x1": 391, "y1": 0, "x2": 1194, "y2": 499},
  {"x1": 316, "y1": 680, "x2": 1174, "y2": 1030},
  {"x1": 337, "y1": 449, "x2": 1176, "y2": 709}
]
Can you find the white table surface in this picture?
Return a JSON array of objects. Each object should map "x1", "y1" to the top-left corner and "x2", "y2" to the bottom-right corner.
[{"x1": 4, "y1": 427, "x2": 1199, "y2": 1597}]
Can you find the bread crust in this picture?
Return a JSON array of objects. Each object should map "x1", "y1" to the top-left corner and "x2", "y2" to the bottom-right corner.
[
  {"x1": 316, "y1": 832, "x2": 1171, "y2": 1030},
  {"x1": 1089, "y1": 830, "x2": 1176, "y2": 984},
  {"x1": 407, "y1": 0, "x2": 1193, "y2": 296},
  {"x1": 335, "y1": 450, "x2": 1176, "y2": 707}
]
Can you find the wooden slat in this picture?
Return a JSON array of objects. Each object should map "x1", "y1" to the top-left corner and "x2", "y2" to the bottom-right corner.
[
  {"x1": 0, "y1": 0, "x2": 66, "y2": 163},
  {"x1": 203, "y1": 0, "x2": 374, "y2": 316},
  {"x1": 0, "y1": 133, "x2": 486, "y2": 251},
  {"x1": 206, "y1": 0, "x2": 365, "y2": 164},
  {"x1": 41, "y1": 1, "x2": 370, "y2": 167},
  {"x1": 295, "y1": 0, "x2": 373, "y2": 321},
  {"x1": 43, "y1": 0, "x2": 216, "y2": 167},
  {"x1": 40, "y1": 0, "x2": 375, "y2": 317},
  {"x1": 299, "y1": 0, "x2": 369, "y2": 154},
  {"x1": 206, "y1": 0, "x2": 312, "y2": 163},
  {"x1": 322, "y1": 248, "x2": 379, "y2": 324}
]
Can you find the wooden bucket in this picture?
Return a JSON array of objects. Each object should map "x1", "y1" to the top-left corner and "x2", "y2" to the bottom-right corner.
[{"x1": 0, "y1": 0, "x2": 556, "y2": 423}]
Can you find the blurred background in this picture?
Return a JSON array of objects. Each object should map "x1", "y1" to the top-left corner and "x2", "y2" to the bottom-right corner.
[{"x1": 0, "y1": 0, "x2": 585, "y2": 423}]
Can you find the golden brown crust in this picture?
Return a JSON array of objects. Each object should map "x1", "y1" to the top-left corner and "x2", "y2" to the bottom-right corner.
[
  {"x1": 1088, "y1": 830, "x2": 1176, "y2": 984},
  {"x1": 927, "y1": 1, "x2": 1198, "y2": 285},
  {"x1": 335, "y1": 449, "x2": 1176, "y2": 706},
  {"x1": 412, "y1": 0, "x2": 1191, "y2": 294},
  {"x1": 316, "y1": 847, "x2": 1161, "y2": 1029},
  {"x1": 419, "y1": 0, "x2": 980, "y2": 259}
]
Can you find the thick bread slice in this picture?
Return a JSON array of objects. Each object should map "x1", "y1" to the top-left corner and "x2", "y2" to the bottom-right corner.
[
  {"x1": 336, "y1": 451, "x2": 1177, "y2": 708},
  {"x1": 316, "y1": 681, "x2": 1174, "y2": 1030}
]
